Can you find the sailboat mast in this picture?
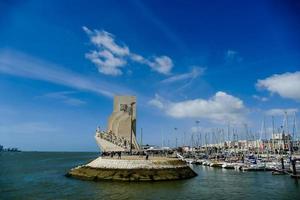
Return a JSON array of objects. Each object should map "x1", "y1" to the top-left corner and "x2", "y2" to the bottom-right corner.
[
  {"x1": 284, "y1": 111, "x2": 289, "y2": 134},
  {"x1": 292, "y1": 112, "x2": 296, "y2": 140},
  {"x1": 272, "y1": 116, "x2": 275, "y2": 153},
  {"x1": 263, "y1": 116, "x2": 267, "y2": 140},
  {"x1": 227, "y1": 122, "x2": 230, "y2": 141},
  {"x1": 141, "y1": 128, "x2": 143, "y2": 148}
]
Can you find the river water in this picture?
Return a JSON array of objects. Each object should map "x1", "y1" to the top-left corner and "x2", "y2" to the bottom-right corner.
[{"x1": 1, "y1": 152, "x2": 299, "y2": 199}]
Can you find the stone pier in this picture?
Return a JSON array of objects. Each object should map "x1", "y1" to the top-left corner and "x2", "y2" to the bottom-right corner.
[{"x1": 66, "y1": 156, "x2": 197, "y2": 181}]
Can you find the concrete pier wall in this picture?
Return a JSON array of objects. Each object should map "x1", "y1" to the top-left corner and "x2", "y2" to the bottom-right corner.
[{"x1": 67, "y1": 156, "x2": 197, "y2": 181}]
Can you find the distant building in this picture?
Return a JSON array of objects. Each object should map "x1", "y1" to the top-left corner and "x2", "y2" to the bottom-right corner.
[
  {"x1": 270, "y1": 133, "x2": 292, "y2": 151},
  {"x1": 0, "y1": 145, "x2": 3, "y2": 151}
]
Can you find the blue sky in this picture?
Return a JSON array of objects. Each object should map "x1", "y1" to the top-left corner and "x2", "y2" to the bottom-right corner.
[{"x1": 0, "y1": 0, "x2": 300, "y2": 151}]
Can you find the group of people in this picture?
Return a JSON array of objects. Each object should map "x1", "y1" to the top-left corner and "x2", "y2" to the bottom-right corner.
[
  {"x1": 101, "y1": 151, "x2": 150, "y2": 160},
  {"x1": 97, "y1": 129, "x2": 131, "y2": 150},
  {"x1": 102, "y1": 151, "x2": 122, "y2": 159}
]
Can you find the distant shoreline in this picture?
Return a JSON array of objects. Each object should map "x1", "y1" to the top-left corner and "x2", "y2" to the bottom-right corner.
[{"x1": 1, "y1": 151, "x2": 100, "y2": 153}]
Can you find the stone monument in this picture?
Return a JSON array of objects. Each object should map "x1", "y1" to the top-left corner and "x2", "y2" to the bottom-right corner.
[
  {"x1": 66, "y1": 95, "x2": 197, "y2": 181},
  {"x1": 95, "y1": 96, "x2": 139, "y2": 152}
]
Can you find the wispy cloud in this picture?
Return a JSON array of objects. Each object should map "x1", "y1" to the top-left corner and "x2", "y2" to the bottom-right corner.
[
  {"x1": 0, "y1": 49, "x2": 135, "y2": 98},
  {"x1": 161, "y1": 67, "x2": 205, "y2": 84},
  {"x1": 191, "y1": 126, "x2": 214, "y2": 134},
  {"x1": 265, "y1": 108, "x2": 298, "y2": 116},
  {"x1": 0, "y1": 106, "x2": 17, "y2": 115},
  {"x1": 225, "y1": 49, "x2": 243, "y2": 63},
  {"x1": 149, "y1": 92, "x2": 247, "y2": 124},
  {"x1": 83, "y1": 26, "x2": 173, "y2": 76},
  {"x1": 0, "y1": 122, "x2": 60, "y2": 135},
  {"x1": 148, "y1": 94, "x2": 165, "y2": 109},
  {"x1": 252, "y1": 95, "x2": 268, "y2": 102},
  {"x1": 41, "y1": 91, "x2": 86, "y2": 106},
  {"x1": 256, "y1": 71, "x2": 300, "y2": 102},
  {"x1": 131, "y1": 0, "x2": 188, "y2": 53}
]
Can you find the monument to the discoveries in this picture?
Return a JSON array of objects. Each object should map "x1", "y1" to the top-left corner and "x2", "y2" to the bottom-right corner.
[
  {"x1": 67, "y1": 95, "x2": 197, "y2": 181},
  {"x1": 95, "y1": 96, "x2": 139, "y2": 152}
]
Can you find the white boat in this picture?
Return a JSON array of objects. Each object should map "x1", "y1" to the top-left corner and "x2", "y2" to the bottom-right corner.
[
  {"x1": 210, "y1": 162, "x2": 223, "y2": 168},
  {"x1": 233, "y1": 163, "x2": 245, "y2": 170},
  {"x1": 202, "y1": 161, "x2": 211, "y2": 166},
  {"x1": 185, "y1": 159, "x2": 196, "y2": 164},
  {"x1": 222, "y1": 163, "x2": 235, "y2": 169},
  {"x1": 242, "y1": 163, "x2": 266, "y2": 171},
  {"x1": 195, "y1": 159, "x2": 203, "y2": 165}
]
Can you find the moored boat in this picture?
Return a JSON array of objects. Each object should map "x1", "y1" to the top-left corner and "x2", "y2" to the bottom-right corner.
[{"x1": 222, "y1": 163, "x2": 235, "y2": 169}]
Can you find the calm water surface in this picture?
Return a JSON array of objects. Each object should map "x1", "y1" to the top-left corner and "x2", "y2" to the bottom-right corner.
[{"x1": 1, "y1": 152, "x2": 299, "y2": 200}]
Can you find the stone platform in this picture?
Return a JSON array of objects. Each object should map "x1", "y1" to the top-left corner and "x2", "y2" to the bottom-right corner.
[{"x1": 66, "y1": 156, "x2": 197, "y2": 181}]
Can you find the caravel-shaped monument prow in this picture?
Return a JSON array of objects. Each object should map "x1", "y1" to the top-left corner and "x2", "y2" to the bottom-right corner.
[{"x1": 95, "y1": 96, "x2": 139, "y2": 152}]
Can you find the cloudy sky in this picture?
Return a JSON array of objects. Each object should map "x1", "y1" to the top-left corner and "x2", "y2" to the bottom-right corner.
[{"x1": 0, "y1": 0, "x2": 300, "y2": 151}]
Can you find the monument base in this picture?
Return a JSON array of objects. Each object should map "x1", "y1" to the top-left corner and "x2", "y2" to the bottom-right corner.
[{"x1": 66, "y1": 156, "x2": 197, "y2": 181}]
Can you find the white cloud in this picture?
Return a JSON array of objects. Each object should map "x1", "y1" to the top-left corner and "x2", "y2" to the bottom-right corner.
[
  {"x1": 0, "y1": 49, "x2": 135, "y2": 98},
  {"x1": 83, "y1": 27, "x2": 129, "y2": 76},
  {"x1": 147, "y1": 56, "x2": 173, "y2": 75},
  {"x1": 83, "y1": 26, "x2": 173, "y2": 76},
  {"x1": 265, "y1": 108, "x2": 298, "y2": 116},
  {"x1": 42, "y1": 91, "x2": 86, "y2": 106},
  {"x1": 131, "y1": 54, "x2": 173, "y2": 75},
  {"x1": 85, "y1": 50, "x2": 126, "y2": 76},
  {"x1": 252, "y1": 95, "x2": 268, "y2": 102},
  {"x1": 148, "y1": 94, "x2": 165, "y2": 109},
  {"x1": 130, "y1": 53, "x2": 144, "y2": 62},
  {"x1": 149, "y1": 91, "x2": 246, "y2": 123},
  {"x1": 256, "y1": 71, "x2": 300, "y2": 101},
  {"x1": 161, "y1": 67, "x2": 205, "y2": 84},
  {"x1": 83, "y1": 27, "x2": 129, "y2": 56}
]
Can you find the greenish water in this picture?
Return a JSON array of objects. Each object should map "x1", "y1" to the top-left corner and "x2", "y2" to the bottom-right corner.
[{"x1": 0, "y1": 152, "x2": 299, "y2": 200}]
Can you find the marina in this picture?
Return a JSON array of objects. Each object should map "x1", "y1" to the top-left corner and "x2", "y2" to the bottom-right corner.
[
  {"x1": 179, "y1": 154, "x2": 300, "y2": 177},
  {"x1": 154, "y1": 110, "x2": 300, "y2": 180}
]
